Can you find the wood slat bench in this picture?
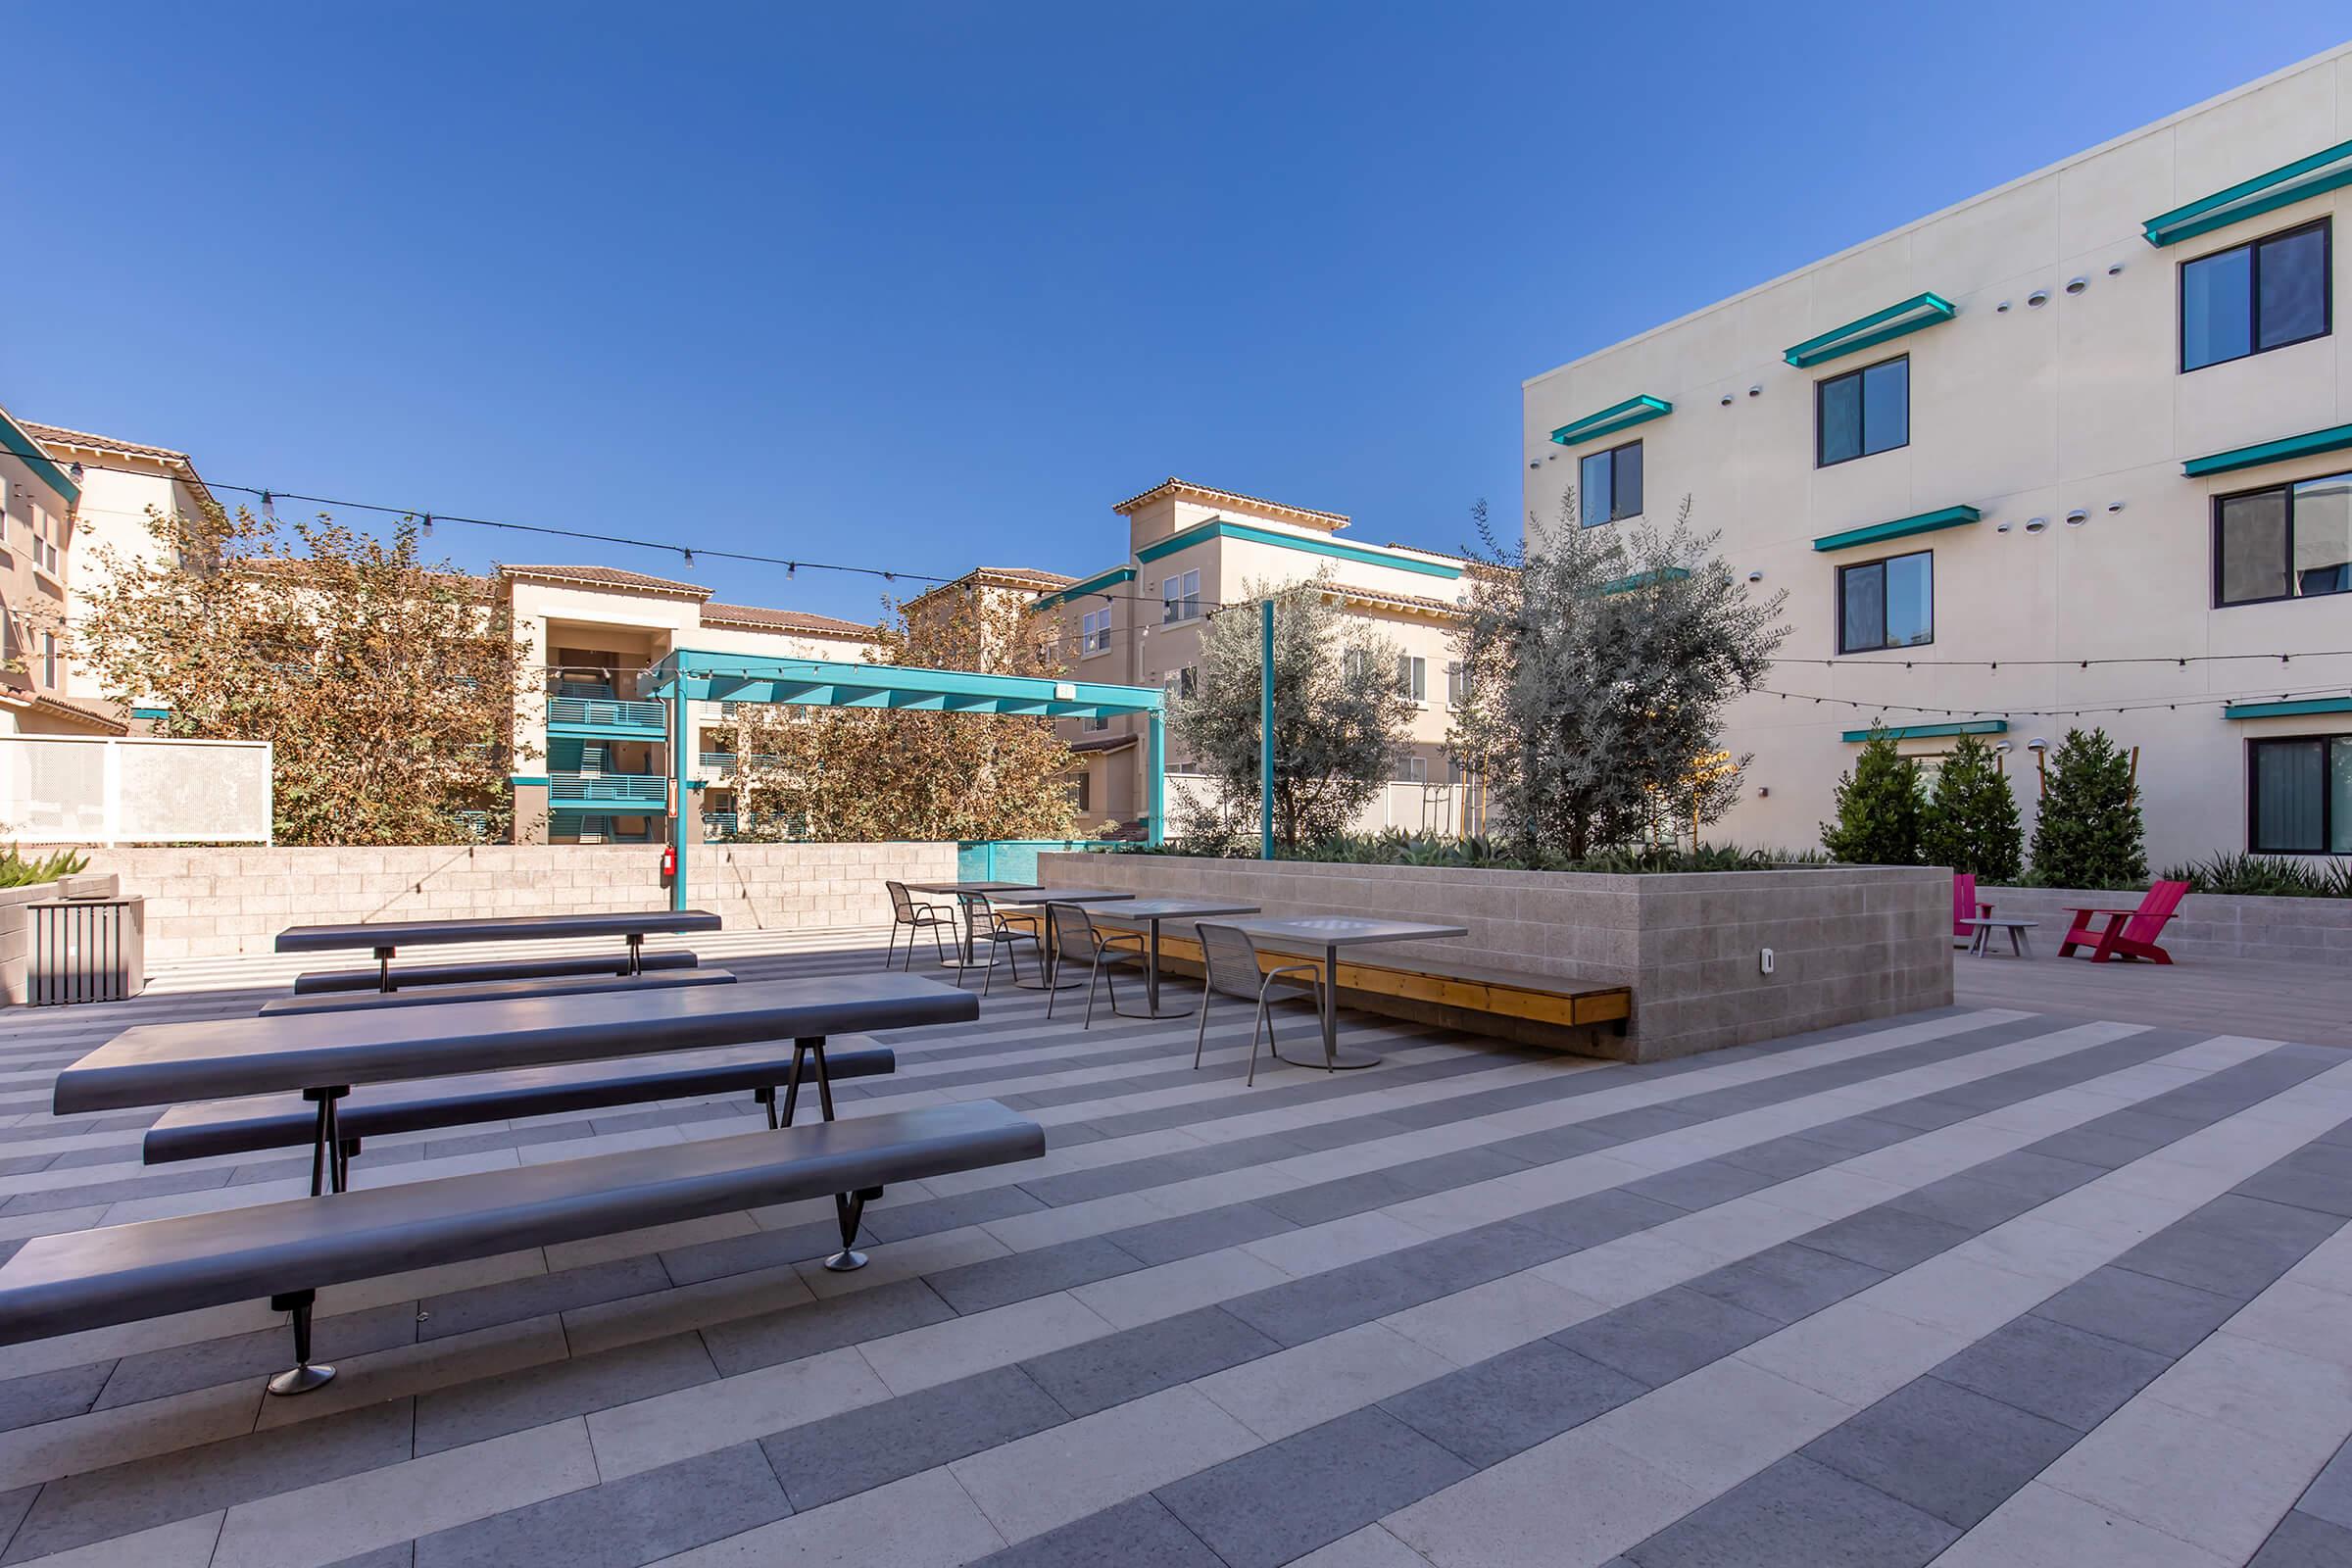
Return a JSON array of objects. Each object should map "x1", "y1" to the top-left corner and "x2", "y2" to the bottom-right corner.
[
  {"x1": 292, "y1": 950, "x2": 701, "y2": 996},
  {"x1": 1152, "y1": 933, "x2": 1633, "y2": 1052},
  {"x1": 143, "y1": 1036, "x2": 897, "y2": 1177},
  {"x1": 262, "y1": 966, "x2": 735, "y2": 1016},
  {"x1": 0, "y1": 1100, "x2": 1043, "y2": 1395}
]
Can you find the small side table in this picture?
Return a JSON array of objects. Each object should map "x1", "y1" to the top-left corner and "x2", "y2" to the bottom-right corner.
[{"x1": 1962, "y1": 917, "x2": 2038, "y2": 957}]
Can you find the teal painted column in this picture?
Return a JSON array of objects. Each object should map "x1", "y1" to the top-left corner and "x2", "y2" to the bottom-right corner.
[
  {"x1": 668, "y1": 684, "x2": 689, "y2": 912},
  {"x1": 1147, "y1": 710, "x2": 1166, "y2": 846},
  {"x1": 1259, "y1": 599, "x2": 1275, "y2": 860}
]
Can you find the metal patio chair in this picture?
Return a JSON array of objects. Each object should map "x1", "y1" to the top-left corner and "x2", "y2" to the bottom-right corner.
[
  {"x1": 1193, "y1": 921, "x2": 1328, "y2": 1086},
  {"x1": 882, "y1": 880, "x2": 952, "y2": 971},
  {"x1": 955, "y1": 891, "x2": 1043, "y2": 996},
  {"x1": 1044, "y1": 902, "x2": 1148, "y2": 1028}
]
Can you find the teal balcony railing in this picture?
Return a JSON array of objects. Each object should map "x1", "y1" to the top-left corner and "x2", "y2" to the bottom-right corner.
[
  {"x1": 698, "y1": 752, "x2": 781, "y2": 774},
  {"x1": 550, "y1": 771, "x2": 668, "y2": 806},
  {"x1": 548, "y1": 694, "x2": 667, "y2": 736}
]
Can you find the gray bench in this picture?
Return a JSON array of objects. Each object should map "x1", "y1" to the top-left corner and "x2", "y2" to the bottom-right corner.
[
  {"x1": 262, "y1": 966, "x2": 735, "y2": 1016},
  {"x1": 292, "y1": 950, "x2": 701, "y2": 996},
  {"x1": 143, "y1": 1036, "x2": 897, "y2": 1181},
  {"x1": 0, "y1": 1100, "x2": 1042, "y2": 1395}
]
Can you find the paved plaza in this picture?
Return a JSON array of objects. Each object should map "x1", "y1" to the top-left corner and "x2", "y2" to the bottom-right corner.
[{"x1": 0, "y1": 930, "x2": 2345, "y2": 1567}]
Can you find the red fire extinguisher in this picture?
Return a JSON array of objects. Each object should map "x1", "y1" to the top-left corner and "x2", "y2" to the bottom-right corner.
[{"x1": 660, "y1": 844, "x2": 676, "y2": 880}]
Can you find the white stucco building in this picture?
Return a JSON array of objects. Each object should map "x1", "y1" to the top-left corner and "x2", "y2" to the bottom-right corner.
[{"x1": 1523, "y1": 43, "x2": 2352, "y2": 868}]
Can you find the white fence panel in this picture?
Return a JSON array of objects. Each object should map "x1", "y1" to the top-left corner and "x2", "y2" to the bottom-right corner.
[
  {"x1": 1164, "y1": 772, "x2": 1478, "y2": 840},
  {"x1": 0, "y1": 736, "x2": 272, "y2": 845}
]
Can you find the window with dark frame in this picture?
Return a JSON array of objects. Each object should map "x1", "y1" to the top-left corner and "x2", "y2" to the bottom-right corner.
[
  {"x1": 1816, "y1": 355, "x2": 1909, "y2": 467},
  {"x1": 2180, "y1": 218, "x2": 2330, "y2": 372},
  {"x1": 1837, "y1": 550, "x2": 1934, "y2": 654},
  {"x1": 2248, "y1": 734, "x2": 2352, "y2": 855},
  {"x1": 2213, "y1": 470, "x2": 2352, "y2": 608},
  {"x1": 1577, "y1": 440, "x2": 1642, "y2": 526}
]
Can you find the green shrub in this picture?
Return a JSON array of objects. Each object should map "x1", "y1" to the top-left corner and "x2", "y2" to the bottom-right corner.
[
  {"x1": 1921, "y1": 733, "x2": 2024, "y2": 880},
  {"x1": 1820, "y1": 729, "x2": 1923, "y2": 865},
  {"x1": 2030, "y1": 728, "x2": 2148, "y2": 890},
  {"x1": 0, "y1": 847, "x2": 89, "y2": 889},
  {"x1": 1134, "y1": 828, "x2": 1826, "y2": 873},
  {"x1": 2160, "y1": 852, "x2": 2352, "y2": 899}
]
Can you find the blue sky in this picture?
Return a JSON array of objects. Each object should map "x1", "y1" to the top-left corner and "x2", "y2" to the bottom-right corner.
[{"x1": 9, "y1": 3, "x2": 2347, "y2": 621}]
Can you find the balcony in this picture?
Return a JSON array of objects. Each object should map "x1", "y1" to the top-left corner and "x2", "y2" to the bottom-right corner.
[
  {"x1": 547, "y1": 694, "x2": 668, "y2": 740},
  {"x1": 549, "y1": 771, "x2": 667, "y2": 809},
  {"x1": 698, "y1": 752, "x2": 782, "y2": 775}
]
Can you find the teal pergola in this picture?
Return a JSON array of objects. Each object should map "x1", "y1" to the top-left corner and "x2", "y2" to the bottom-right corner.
[{"x1": 642, "y1": 648, "x2": 1168, "y2": 910}]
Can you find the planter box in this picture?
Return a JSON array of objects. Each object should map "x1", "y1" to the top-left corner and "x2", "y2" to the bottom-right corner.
[
  {"x1": 1979, "y1": 885, "x2": 2352, "y2": 964},
  {"x1": 1041, "y1": 854, "x2": 1951, "y2": 1063},
  {"x1": 0, "y1": 882, "x2": 60, "y2": 1006}
]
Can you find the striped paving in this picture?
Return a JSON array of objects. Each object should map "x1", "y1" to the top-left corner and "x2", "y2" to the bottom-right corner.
[{"x1": 0, "y1": 933, "x2": 2342, "y2": 1565}]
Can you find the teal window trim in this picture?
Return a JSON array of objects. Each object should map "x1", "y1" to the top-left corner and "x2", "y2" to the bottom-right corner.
[
  {"x1": 2223, "y1": 697, "x2": 2352, "y2": 720},
  {"x1": 1812, "y1": 504, "x2": 1980, "y2": 553},
  {"x1": 0, "y1": 411, "x2": 80, "y2": 506},
  {"x1": 1599, "y1": 565, "x2": 1690, "y2": 595},
  {"x1": 1133, "y1": 519, "x2": 1461, "y2": 578},
  {"x1": 2182, "y1": 421, "x2": 2352, "y2": 478},
  {"x1": 509, "y1": 774, "x2": 552, "y2": 787},
  {"x1": 1839, "y1": 720, "x2": 2006, "y2": 742},
  {"x1": 1030, "y1": 565, "x2": 1136, "y2": 612},
  {"x1": 1547, "y1": 394, "x2": 1671, "y2": 448},
  {"x1": 2143, "y1": 137, "x2": 2352, "y2": 248},
  {"x1": 1784, "y1": 293, "x2": 1956, "y2": 368}
]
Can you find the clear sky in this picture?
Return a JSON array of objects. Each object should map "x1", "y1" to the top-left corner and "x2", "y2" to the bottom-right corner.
[{"x1": 8, "y1": 3, "x2": 2347, "y2": 621}]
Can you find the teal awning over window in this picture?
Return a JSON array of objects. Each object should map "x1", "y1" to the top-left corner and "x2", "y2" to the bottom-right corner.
[
  {"x1": 1598, "y1": 565, "x2": 1690, "y2": 596},
  {"x1": 1840, "y1": 720, "x2": 2006, "y2": 743},
  {"x1": 1784, "y1": 293, "x2": 1955, "y2": 368},
  {"x1": 2142, "y1": 137, "x2": 2352, "y2": 248},
  {"x1": 1030, "y1": 566, "x2": 1135, "y2": 612},
  {"x1": 2182, "y1": 421, "x2": 2352, "y2": 478},
  {"x1": 1548, "y1": 395, "x2": 1671, "y2": 448},
  {"x1": 2223, "y1": 697, "x2": 2352, "y2": 720},
  {"x1": 1812, "y1": 504, "x2": 1980, "y2": 554}
]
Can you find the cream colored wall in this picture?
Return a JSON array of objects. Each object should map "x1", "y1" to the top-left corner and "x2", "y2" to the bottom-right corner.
[
  {"x1": 55, "y1": 460, "x2": 203, "y2": 705},
  {"x1": 1522, "y1": 44, "x2": 2352, "y2": 867},
  {"x1": 0, "y1": 453, "x2": 84, "y2": 735}
]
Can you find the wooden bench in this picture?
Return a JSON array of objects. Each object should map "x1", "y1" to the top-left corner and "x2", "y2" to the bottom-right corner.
[
  {"x1": 0, "y1": 1100, "x2": 1042, "y2": 1395},
  {"x1": 263, "y1": 966, "x2": 735, "y2": 1016},
  {"x1": 292, "y1": 949, "x2": 702, "y2": 996},
  {"x1": 1152, "y1": 934, "x2": 1633, "y2": 1053},
  {"x1": 143, "y1": 1036, "x2": 897, "y2": 1180}
]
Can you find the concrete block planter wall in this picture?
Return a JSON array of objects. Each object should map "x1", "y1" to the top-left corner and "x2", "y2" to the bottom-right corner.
[
  {"x1": 1041, "y1": 854, "x2": 1951, "y2": 1062},
  {"x1": 0, "y1": 883, "x2": 58, "y2": 1005},
  {"x1": 63, "y1": 843, "x2": 958, "y2": 961},
  {"x1": 1978, "y1": 885, "x2": 2352, "y2": 964}
]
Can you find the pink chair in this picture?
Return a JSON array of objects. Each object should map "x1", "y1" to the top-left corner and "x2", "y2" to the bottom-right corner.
[
  {"x1": 1952, "y1": 873, "x2": 1991, "y2": 942},
  {"x1": 2058, "y1": 881, "x2": 2189, "y2": 964}
]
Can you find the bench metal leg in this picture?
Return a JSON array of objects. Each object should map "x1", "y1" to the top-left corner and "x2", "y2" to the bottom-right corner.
[
  {"x1": 267, "y1": 1291, "x2": 335, "y2": 1396},
  {"x1": 626, "y1": 933, "x2": 644, "y2": 976},
  {"x1": 778, "y1": 1037, "x2": 836, "y2": 1128},
  {"x1": 305, "y1": 1087, "x2": 351, "y2": 1197},
  {"x1": 825, "y1": 1185, "x2": 883, "y2": 1272},
  {"x1": 373, "y1": 947, "x2": 396, "y2": 994}
]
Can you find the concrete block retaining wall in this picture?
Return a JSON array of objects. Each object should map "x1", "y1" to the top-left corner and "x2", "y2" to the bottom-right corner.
[
  {"x1": 1978, "y1": 884, "x2": 2352, "y2": 963},
  {"x1": 65, "y1": 843, "x2": 956, "y2": 962},
  {"x1": 1043, "y1": 854, "x2": 1953, "y2": 1062}
]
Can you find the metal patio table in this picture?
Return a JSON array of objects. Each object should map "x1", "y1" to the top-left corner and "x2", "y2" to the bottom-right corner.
[
  {"x1": 275, "y1": 910, "x2": 724, "y2": 992},
  {"x1": 904, "y1": 882, "x2": 1043, "y2": 970},
  {"x1": 1089, "y1": 899, "x2": 1262, "y2": 1019},
  {"x1": 987, "y1": 888, "x2": 1139, "y2": 990},
  {"x1": 1226, "y1": 916, "x2": 1470, "y2": 1070},
  {"x1": 54, "y1": 972, "x2": 977, "y2": 1196}
]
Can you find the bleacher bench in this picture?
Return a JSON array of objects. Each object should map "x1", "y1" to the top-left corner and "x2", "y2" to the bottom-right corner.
[
  {"x1": 145, "y1": 1037, "x2": 898, "y2": 1185},
  {"x1": 1153, "y1": 934, "x2": 1634, "y2": 1054},
  {"x1": 0, "y1": 1101, "x2": 1043, "y2": 1396},
  {"x1": 261, "y1": 966, "x2": 736, "y2": 1017},
  {"x1": 291, "y1": 949, "x2": 700, "y2": 996}
]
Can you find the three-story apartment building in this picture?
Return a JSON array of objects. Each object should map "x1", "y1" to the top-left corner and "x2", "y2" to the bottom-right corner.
[
  {"x1": 1026, "y1": 477, "x2": 1475, "y2": 835},
  {"x1": 1524, "y1": 43, "x2": 2352, "y2": 867},
  {"x1": 0, "y1": 407, "x2": 123, "y2": 738}
]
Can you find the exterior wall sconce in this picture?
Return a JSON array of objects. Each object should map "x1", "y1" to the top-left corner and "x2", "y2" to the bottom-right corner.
[
  {"x1": 1748, "y1": 385, "x2": 1762, "y2": 397},
  {"x1": 2064, "y1": 276, "x2": 2088, "y2": 295},
  {"x1": 1995, "y1": 520, "x2": 2013, "y2": 532},
  {"x1": 1745, "y1": 570, "x2": 1764, "y2": 582},
  {"x1": 1721, "y1": 395, "x2": 1734, "y2": 406},
  {"x1": 1996, "y1": 300, "x2": 2013, "y2": 312},
  {"x1": 2107, "y1": 262, "x2": 2126, "y2": 276},
  {"x1": 2107, "y1": 501, "x2": 2126, "y2": 513},
  {"x1": 2065, "y1": 509, "x2": 2087, "y2": 525},
  {"x1": 2027, "y1": 289, "x2": 2050, "y2": 307},
  {"x1": 2024, "y1": 516, "x2": 2049, "y2": 533}
]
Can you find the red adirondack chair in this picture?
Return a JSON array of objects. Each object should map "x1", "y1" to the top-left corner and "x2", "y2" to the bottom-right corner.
[
  {"x1": 2057, "y1": 880, "x2": 2189, "y2": 964},
  {"x1": 1952, "y1": 873, "x2": 1991, "y2": 942}
]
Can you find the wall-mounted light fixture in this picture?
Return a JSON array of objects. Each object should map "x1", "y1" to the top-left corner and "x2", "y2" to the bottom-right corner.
[
  {"x1": 2024, "y1": 516, "x2": 2049, "y2": 533},
  {"x1": 1996, "y1": 300, "x2": 2013, "y2": 313},
  {"x1": 2064, "y1": 276, "x2": 2088, "y2": 295},
  {"x1": 2027, "y1": 289, "x2": 2050, "y2": 308},
  {"x1": 2107, "y1": 262, "x2": 2126, "y2": 276},
  {"x1": 1528, "y1": 461, "x2": 1543, "y2": 469},
  {"x1": 1746, "y1": 569, "x2": 1764, "y2": 582},
  {"x1": 1720, "y1": 395, "x2": 1734, "y2": 407},
  {"x1": 1747, "y1": 385, "x2": 1762, "y2": 398},
  {"x1": 2065, "y1": 509, "x2": 2087, "y2": 526},
  {"x1": 1995, "y1": 520, "x2": 2013, "y2": 532},
  {"x1": 2107, "y1": 501, "x2": 2126, "y2": 514}
]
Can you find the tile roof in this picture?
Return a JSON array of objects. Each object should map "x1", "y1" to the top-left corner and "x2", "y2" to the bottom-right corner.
[
  {"x1": 971, "y1": 566, "x2": 1078, "y2": 587},
  {"x1": 700, "y1": 602, "x2": 876, "y2": 637},
  {"x1": 497, "y1": 564, "x2": 711, "y2": 599},
  {"x1": 2, "y1": 691, "x2": 128, "y2": 735},
  {"x1": 1327, "y1": 582, "x2": 1466, "y2": 617},
  {"x1": 1112, "y1": 477, "x2": 1349, "y2": 529},
  {"x1": 1068, "y1": 733, "x2": 1138, "y2": 755},
  {"x1": 18, "y1": 421, "x2": 195, "y2": 466}
]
